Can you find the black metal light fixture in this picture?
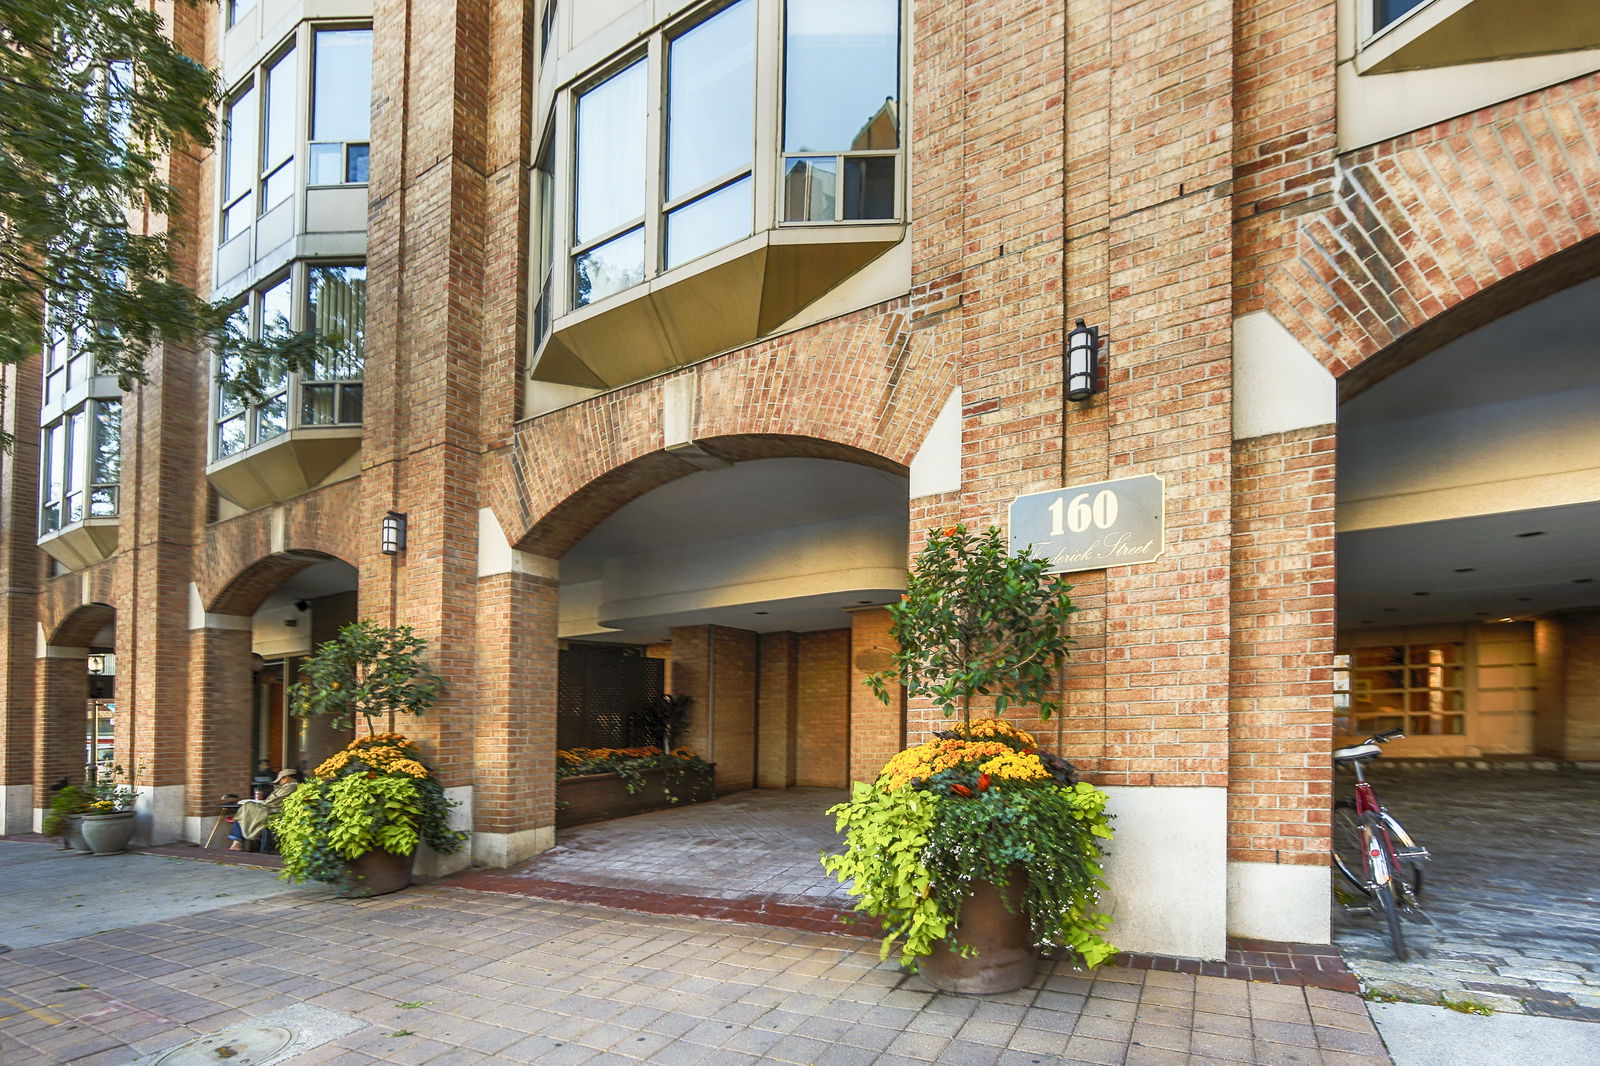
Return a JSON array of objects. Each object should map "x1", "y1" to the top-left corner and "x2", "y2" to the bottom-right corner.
[
  {"x1": 86, "y1": 654, "x2": 106, "y2": 674},
  {"x1": 380, "y1": 511, "x2": 408, "y2": 555},
  {"x1": 1066, "y1": 318, "x2": 1100, "y2": 401}
]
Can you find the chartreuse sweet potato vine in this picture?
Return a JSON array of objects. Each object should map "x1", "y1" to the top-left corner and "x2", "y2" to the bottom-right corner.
[
  {"x1": 822, "y1": 719, "x2": 1115, "y2": 971},
  {"x1": 276, "y1": 734, "x2": 466, "y2": 890}
]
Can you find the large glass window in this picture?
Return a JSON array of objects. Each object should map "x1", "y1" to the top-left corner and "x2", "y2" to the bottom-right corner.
[
  {"x1": 782, "y1": 0, "x2": 899, "y2": 221},
  {"x1": 302, "y1": 265, "x2": 366, "y2": 426},
  {"x1": 310, "y1": 29, "x2": 372, "y2": 185},
  {"x1": 215, "y1": 264, "x2": 365, "y2": 460},
  {"x1": 1373, "y1": 0, "x2": 1430, "y2": 32},
  {"x1": 40, "y1": 400, "x2": 120, "y2": 535},
  {"x1": 222, "y1": 85, "x2": 257, "y2": 240},
  {"x1": 574, "y1": 60, "x2": 648, "y2": 307},
  {"x1": 262, "y1": 48, "x2": 297, "y2": 212},
  {"x1": 533, "y1": 140, "x2": 556, "y2": 349},
  {"x1": 666, "y1": 0, "x2": 755, "y2": 269},
  {"x1": 542, "y1": 0, "x2": 904, "y2": 325}
]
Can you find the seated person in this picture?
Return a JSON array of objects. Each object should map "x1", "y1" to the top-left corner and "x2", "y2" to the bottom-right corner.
[{"x1": 228, "y1": 768, "x2": 301, "y2": 850}]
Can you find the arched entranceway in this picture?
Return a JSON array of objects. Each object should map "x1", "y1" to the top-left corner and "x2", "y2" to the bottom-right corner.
[
  {"x1": 1337, "y1": 272, "x2": 1600, "y2": 758},
  {"x1": 183, "y1": 552, "x2": 360, "y2": 844},
  {"x1": 35, "y1": 603, "x2": 117, "y2": 828},
  {"x1": 1331, "y1": 267, "x2": 1600, "y2": 998},
  {"x1": 555, "y1": 455, "x2": 910, "y2": 797}
]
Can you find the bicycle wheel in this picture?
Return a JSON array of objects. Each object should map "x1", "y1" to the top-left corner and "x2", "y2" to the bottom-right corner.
[
  {"x1": 1362, "y1": 814, "x2": 1408, "y2": 961},
  {"x1": 1378, "y1": 810, "x2": 1425, "y2": 901},
  {"x1": 1331, "y1": 801, "x2": 1368, "y2": 895}
]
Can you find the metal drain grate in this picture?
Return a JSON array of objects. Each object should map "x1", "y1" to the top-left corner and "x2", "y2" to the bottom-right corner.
[{"x1": 150, "y1": 1024, "x2": 296, "y2": 1065}]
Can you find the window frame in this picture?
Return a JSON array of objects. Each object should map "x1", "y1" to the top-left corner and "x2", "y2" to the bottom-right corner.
[
  {"x1": 308, "y1": 25, "x2": 374, "y2": 188},
  {"x1": 212, "y1": 260, "x2": 367, "y2": 464},
  {"x1": 39, "y1": 398, "x2": 121, "y2": 537},
  {"x1": 543, "y1": 0, "x2": 907, "y2": 323}
]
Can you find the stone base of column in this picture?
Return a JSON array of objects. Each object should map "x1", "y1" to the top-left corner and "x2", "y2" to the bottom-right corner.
[
  {"x1": 472, "y1": 827, "x2": 555, "y2": 868},
  {"x1": 136, "y1": 784, "x2": 187, "y2": 845},
  {"x1": 1, "y1": 783, "x2": 31, "y2": 834}
]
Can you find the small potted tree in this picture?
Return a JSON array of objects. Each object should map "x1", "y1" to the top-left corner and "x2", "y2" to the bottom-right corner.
[
  {"x1": 277, "y1": 622, "x2": 466, "y2": 896},
  {"x1": 824, "y1": 524, "x2": 1115, "y2": 993}
]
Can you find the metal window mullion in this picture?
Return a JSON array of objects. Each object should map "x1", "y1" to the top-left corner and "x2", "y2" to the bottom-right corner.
[
  {"x1": 644, "y1": 34, "x2": 664, "y2": 276},
  {"x1": 662, "y1": 167, "x2": 754, "y2": 214},
  {"x1": 571, "y1": 217, "x2": 646, "y2": 258}
]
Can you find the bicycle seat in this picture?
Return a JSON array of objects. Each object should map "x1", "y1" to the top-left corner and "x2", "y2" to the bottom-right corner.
[{"x1": 1333, "y1": 743, "x2": 1382, "y2": 763}]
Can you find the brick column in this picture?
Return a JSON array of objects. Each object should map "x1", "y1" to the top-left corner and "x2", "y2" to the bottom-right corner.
[
  {"x1": 183, "y1": 614, "x2": 253, "y2": 845},
  {"x1": 848, "y1": 607, "x2": 902, "y2": 785},
  {"x1": 756, "y1": 632, "x2": 798, "y2": 788},
  {"x1": 36, "y1": 648, "x2": 91, "y2": 811},
  {"x1": 0, "y1": 362, "x2": 43, "y2": 833},
  {"x1": 465, "y1": 549, "x2": 559, "y2": 871},
  {"x1": 671, "y1": 625, "x2": 758, "y2": 794}
]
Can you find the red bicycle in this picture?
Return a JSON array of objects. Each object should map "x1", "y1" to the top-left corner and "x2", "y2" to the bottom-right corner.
[{"x1": 1332, "y1": 728, "x2": 1430, "y2": 960}]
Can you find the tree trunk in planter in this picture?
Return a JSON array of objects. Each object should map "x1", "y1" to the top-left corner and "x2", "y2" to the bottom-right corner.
[
  {"x1": 80, "y1": 811, "x2": 137, "y2": 856},
  {"x1": 919, "y1": 872, "x2": 1037, "y2": 994},
  {"x1": 338, "y1": 849, "x2": 414, "y2": 897}
]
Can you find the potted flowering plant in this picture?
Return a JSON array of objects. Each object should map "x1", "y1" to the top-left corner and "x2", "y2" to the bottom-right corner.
[
  {"x1": 79, "y1": 768, "x2": 138, "y2": 855},
  {"x1": 279, "y1": 623, "x2": 463, "y2": 895},
  {"x1": 556, "y1": 745, "x2": 715, "y2": 827},
  {"x1": 276, "y1": 733, "x2": 466, "y2": 895},
  {"x1": 825, "y1": 525, "x2": 1115, "y2": 993}
]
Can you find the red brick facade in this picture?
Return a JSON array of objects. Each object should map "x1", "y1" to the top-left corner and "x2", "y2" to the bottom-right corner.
[{"x1": 1, "y1": 0, "x2": 1596, "y2": 952}]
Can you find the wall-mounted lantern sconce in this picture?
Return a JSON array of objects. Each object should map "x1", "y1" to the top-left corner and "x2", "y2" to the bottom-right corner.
[
  {"x1": 86, "y1": 654, "x2": 106, "y2": 674},
  {"x1": 381, "y1": 511, "x2": 408, "y2": 555},
  {"x1": 1066, "y1": 319, "x2": 1100, "y2": 401}
]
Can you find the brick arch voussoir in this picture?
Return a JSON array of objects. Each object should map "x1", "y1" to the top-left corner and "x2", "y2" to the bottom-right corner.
[
  {"x1": 1263, "y1": 73, "x2": 1600, "y2": 385},
  {"x1": 46, "y1": 602, "x2": 117, "y2": 649},
  {"x1": 514, "y1": 433, "x2": 909, "y2": 559},
  {"x1": 206, "y1": 550, "x2": 345, "y2": 617}
]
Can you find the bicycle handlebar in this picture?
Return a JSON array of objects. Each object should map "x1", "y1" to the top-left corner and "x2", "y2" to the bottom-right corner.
[{"x1": 1364, "y1": 728, "x2": 1406, "y2": 745}]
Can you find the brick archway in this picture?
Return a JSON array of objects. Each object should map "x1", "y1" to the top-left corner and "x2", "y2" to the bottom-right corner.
[
  {"x1": 1254, "y1": 73, "x2": 1600, "y2": 386},
  {"x1": 45, "y1": 602, "x2": 116, "y2": 649},
  {"x1": 203, "y1": 550, "x2": 349, "y2": 617},
  {"x1": 488, "y1": 304, "x2": 950, "y2": 558}
]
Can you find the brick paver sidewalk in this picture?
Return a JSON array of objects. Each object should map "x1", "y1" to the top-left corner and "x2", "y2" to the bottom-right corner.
[{"x1": 0, "y1": 884, "x2": 1390, "y2": 1065}]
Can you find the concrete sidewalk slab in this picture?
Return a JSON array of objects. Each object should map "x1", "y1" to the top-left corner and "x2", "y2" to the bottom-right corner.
[
  {"x1": 0, "y1": 840, "x2": 298, "y2": 951},
  {"x1": 1369, "y1": 1001, "x2": 1600, "y2": 1066},
  {"x1": 1, "y1": 880, "x2": 1397, "y2": 1065}
]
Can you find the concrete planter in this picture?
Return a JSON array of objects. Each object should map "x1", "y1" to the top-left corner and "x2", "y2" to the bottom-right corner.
[
  {"x1": 557, "y1": 765, "x2": 714, "y2": 828},
  {"x1": 63, "y1": 812, "x2": 92, "y2": 853},
  {"x1": 80, "y1": 811, "x2": 137, "y2": 856}
]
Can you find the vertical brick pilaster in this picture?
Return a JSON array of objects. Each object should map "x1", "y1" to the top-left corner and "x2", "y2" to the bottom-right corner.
[
  {"x1": 848, "y1": 607, "x2": 902, "y2": 784},
  {"x1": 186, "y1": 625, "x2": 253, "y2": 821},
  {"x1": 36, "y1": 651, "x2": 90, "y2": 804},
  {"x1": 756, "y1": 632, "x2": 798, "y2": 788},
  {"x1": 671, "y1": 625, "x2": 758, "y2": 794},
  {"x1": 472, "y1": 568, "x2": 559, "y2": 844},
  {"x1": 796, "y1": 629, "x2": 850, "y2": 788},
  {"x1": 0, "y1": 363, "x2": 43, "y2": 831}
]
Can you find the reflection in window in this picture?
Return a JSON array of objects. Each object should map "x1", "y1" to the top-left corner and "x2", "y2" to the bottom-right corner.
[
  {"x1": 574, "y1": 61, "x2": 647, "y2": 305},
  {"x1": 664, "y1": 0, "x2": 755, "y2": 269},
  {"x1": 223, "y1": 86, "x2": 257, "y2": 239},
  {"x1": 310, "y1": 29, "x2": 372, "y2": 185},
  {"x1": 40, "y1": 400, "x2": 120, "y2": 535},
  {"x1": 303, "y1": 266, "x2": 365, "y2": 426},
  {"x1": 229, "y1": 0, "x2": 257, "y2": 28},
  {"x1": 783, "y1": 0, "x2": 899, "y2": 221},
  {"x1": 575, "y1": 60, "x2": 647, "y2": 244},
  {"x1": 262, "y1": 48, "x2": 297, "y2": 212},
  {"x1": 1373, "y1": 0, "x2": 1430, "y2": 32}
]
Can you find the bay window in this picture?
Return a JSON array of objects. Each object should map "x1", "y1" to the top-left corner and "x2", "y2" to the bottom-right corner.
[
  {"x1": 38, "y1": 305, "x2": 122, "y2": 545},
  {"x1": 214, "y1": 264, "x2": 365, "y2": 462},
  {"x1": 531, "y1": 0, "x2": 906, "y2": 393},
  {"x1": 309, "y1": 29, "x2": 372, "y2": 186}
]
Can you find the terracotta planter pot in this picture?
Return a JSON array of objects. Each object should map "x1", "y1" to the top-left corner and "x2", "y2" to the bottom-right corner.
[
  {"x1": 80, "y1": 811, "x2": 137, "y2": 856},
  {"x1": 64, "y1": 813, "x2": 92, "y2": 853},
  {"x1": 339, "y1": 849, "x2": 414, "y2": 897},
  {"x1": 918, "y1": 873, "x2": 1038, "y2": 995}
]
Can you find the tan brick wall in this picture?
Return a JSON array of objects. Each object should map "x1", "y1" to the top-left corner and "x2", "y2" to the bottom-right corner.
[
  {"x1": 1228, "y1": 426, "x2": 1336, "y2": 865},
  {"x1": 795, "y1": 629, "x2": 849, "y2": 788},
  {"x1": 848, "y1": 608, "x2": 903, "y2": 784},
  {"x1": 671, "y1": 626, "x2": 758, "y2": 793},
  {"x1": 756, "y1": 632, "x2": 798, "y2": 788},
  {"x1": 1556, "y1": 611, "x2": 1600, "y2": 760}
]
